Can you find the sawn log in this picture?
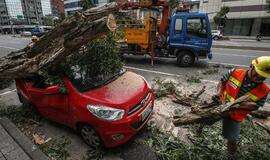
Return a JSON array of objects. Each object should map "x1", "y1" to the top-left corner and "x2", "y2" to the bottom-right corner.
[{"x1": 173, "y1": 96, "x2": 250, "y2": 126}]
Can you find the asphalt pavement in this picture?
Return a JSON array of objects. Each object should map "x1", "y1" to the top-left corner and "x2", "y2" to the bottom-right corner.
[
  {"x1": 0, "y1": 35, "x2": 30, "y2": 57},
  {"x1": 213, "y1": 38, "x2": 270, "y2": 49},
  {"x1": 0, "y1": 35, "x2": 269, "y2": 83},
  {"x1": 210, "y1": 48, "x2": 268, "y2": 67}
]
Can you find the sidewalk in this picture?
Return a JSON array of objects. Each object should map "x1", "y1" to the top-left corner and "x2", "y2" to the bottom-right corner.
[{"x1": 0, "y1": 117, "x2": 48, "y2": 160}]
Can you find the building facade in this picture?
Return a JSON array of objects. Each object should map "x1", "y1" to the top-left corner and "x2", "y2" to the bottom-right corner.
[
  {"x1": 51, "y1": 0, "x2": 65, "y2": 17},
  {"x1": 188, "y1": 0, "x2": 200, "y2": 12},
  {"x1": 0, "y1": 0, "x2": 58, "y2": 25},
  {"x1": 41, "y1": 0, "x2": 52, "y2": 16},
  {"x1": 199, "y1": 0, "x2": 270, "y2": 36},
  {"x1": 64, "y1": 0, "x2": 82, "y2": 16},
  {"x1": 21, "y1": 0, "x2": 43, "y2": 25},
  {"x1": 64, "y1": 0, "x2": 111, "y2": 16}
]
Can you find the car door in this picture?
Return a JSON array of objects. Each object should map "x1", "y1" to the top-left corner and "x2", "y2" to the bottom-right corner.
[
  {"x1": 28, "y1": 82, "x2": 69, "y2": 125},
  {"x1": 184, "y1": 16, "x2": 208, "y2": 47}
]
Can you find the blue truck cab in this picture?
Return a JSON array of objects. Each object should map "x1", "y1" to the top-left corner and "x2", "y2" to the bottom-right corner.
[
  {"x1": 169, "y1": 12, "x2": 212, "y2": 66},
  {"x1": 31, "y1": 26, "x2": 44, "y2": 37}
]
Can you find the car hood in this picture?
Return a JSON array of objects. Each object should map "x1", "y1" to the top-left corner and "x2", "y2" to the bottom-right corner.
[{"x1": 82, "y1": 71, "x2": 149, "y2": 109}]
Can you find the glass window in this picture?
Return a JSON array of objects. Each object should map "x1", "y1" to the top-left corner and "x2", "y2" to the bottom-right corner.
[
  {"x1": 175, "y1": 18, "x2": 182, "y2": 34},
  {"x1": 187, "y1": 18, "x2": 207, "y2": 38}
]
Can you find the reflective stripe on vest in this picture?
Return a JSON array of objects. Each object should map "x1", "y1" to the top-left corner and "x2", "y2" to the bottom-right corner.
[
  {"x1": 246, "y1": 92, "x2": 260, "y2": 102},
  {"x1": 224, "y1": 91, "x2": 235, "y2": 102},
  {"x1": 223, "y1": 68, "x2": 270, "y2": 122},
  {"x1": 229, "y1": 76, "x2": 242, "y2": 87}
]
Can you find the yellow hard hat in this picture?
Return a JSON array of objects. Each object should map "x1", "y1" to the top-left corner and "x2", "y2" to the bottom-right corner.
[
  {"x1": 252, "y1": 56, "x2": 270, "y2": 79},
  {"x1": 32, "y1": 35, "x2": 39, "y2": 42}
]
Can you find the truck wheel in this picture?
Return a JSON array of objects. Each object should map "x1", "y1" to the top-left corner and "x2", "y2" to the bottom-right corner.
[
  {"x1": 79, "y1": 124, "x2": 102, "y2": 148},
  {"x1": 177, "y1": 51, "x2": 195, "y2": 67}
]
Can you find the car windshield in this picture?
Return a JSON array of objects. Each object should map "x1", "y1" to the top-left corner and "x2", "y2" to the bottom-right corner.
[{"x1": 67, "y1": 66, "x2": 125, "y2": 92}]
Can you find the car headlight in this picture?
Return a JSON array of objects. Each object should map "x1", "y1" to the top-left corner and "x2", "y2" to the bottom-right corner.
[{"x1": 87, "y1": 105, "x2": 124, "y2": 121}]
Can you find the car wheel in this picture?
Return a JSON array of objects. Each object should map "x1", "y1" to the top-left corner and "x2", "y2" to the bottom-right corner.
[
  {"x1": 177, "y1": 51, "x2": 195, "y2": 67},
  {"x1": 79, "y1": 124, "x2": 102, "y2": 148},
  {"x1": 18, "y1": 93, "x2": 30, "y2": 107},
  {"x1": 213, "y1": 36, "x2": 219, "y2": 40}
]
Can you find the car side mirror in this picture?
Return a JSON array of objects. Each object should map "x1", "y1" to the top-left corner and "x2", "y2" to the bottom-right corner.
[{"x1": 44, "y1": 86, "x2": 60, "y2": 95}]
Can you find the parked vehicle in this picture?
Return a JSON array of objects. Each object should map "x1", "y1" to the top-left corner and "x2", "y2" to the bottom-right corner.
[
  {"x1": 211, "y1": 30, "x2": 223, "y2": 40},
  {"x1": 20, "y1": 31, "x2": 32, "y2": 37},
  {"x1": 169, "y1": 12, "x2": 212, "y2": 66},
  {"x1": 16, "y1": 69, "x2": 154, "y2": 148},
  {"x1": 120, "y1": 0, "x2": 212, "y2": 67}
]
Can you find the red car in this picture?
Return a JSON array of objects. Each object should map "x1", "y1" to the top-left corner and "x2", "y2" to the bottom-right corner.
[{"x1": 16, "y1": 69, "x2": 154, "y2": 147}]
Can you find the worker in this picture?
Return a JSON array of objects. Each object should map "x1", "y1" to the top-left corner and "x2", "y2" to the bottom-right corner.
[{"x1": 212, "y1": 56, "x2": 270, "y2": 160}]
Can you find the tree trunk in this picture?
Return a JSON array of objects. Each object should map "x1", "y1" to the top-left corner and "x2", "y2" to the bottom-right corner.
[
  {"x1": 0, "y1": 2, "x2": 119, "y2": 79},
  {"x1": 173, "y1": 96, "x2": 250, "y2": 126}
]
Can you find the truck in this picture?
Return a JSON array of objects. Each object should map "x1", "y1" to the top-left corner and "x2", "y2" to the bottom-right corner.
[{"x1": 120, "y1": 0, "x2": 212, "y2": 67}]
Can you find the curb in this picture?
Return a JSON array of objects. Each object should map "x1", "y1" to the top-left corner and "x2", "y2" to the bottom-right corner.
[{"x1": 0, "y1": 117, "x2": 49, "y2": 160}]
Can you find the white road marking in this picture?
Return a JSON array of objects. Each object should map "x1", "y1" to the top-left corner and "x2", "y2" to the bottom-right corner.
[
  {"x1": 208, "y1": 62, "x2": 249, "y2": 68},
  {"x1": 0, "y1": 46, "x2": 19, "y2": 50},
  {"x1": 0, "y1": 89, "x2": 17, "y2": 96},
  {"x1": 214, "y1": 52, "x2": 257, "y2": 58},
  {"x1": 125, "y1": 66, "x2": 218, "y2": 84}
]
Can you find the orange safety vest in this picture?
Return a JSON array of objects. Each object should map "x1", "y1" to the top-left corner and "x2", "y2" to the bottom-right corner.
[{"x1": 222, "y1": 68, "x2": 270, "y2": 122}]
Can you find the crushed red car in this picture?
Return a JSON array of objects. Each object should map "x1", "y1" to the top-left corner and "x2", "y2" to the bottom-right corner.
[{"x1": 16, "y1": 69, "x2": 154, "y2": 147}]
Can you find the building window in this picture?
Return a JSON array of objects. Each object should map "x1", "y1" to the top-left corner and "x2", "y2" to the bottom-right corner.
[{"x1": 64, "y1": 1, "x2": 81, "y2": 9}]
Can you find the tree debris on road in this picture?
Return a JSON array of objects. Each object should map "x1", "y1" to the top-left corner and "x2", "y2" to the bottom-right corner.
[{"x1": 173, "y1": 95, "x2": 250, "y2": 126}]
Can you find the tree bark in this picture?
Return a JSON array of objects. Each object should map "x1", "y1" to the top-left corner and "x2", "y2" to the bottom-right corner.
[
  {"x1": 0, "y1": 2, "x2": 119, "y2": 79},
  {"x1": 173, "y1": 96, "x2": 250, "y2": 126},
  {"x1": 251, "y1": 110, "x2": 270, "y2": 119}
]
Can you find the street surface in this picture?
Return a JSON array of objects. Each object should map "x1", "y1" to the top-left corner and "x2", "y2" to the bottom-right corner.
[
  {"x1": 0, "y1": 35, "x2": 268, "y2": 67},
  {"x1": 214, "y1": 38, "x2": 270, "y2": 49},
  {"x1": 0, "y1": 35, "x2": 269, "y2": 84},
  {"x1": 0, "y1": 35, "x2": 30, "y2": 56}
]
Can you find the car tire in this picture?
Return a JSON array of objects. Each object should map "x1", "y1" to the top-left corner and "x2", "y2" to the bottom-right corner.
[
  {"x1": 18, "y1": 93, "x2": 30, "y2": 107},
  {"x1": 176, "y1": 51, "x2": 195, "y2": 67},
  {"x1": 213, "y1": 36, "x2": 219, "y2": 40},
  {"x1": 79, "y1": 124, "x2": 102, "y2": 148}
]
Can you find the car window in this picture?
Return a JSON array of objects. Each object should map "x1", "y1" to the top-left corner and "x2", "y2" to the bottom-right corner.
[
  {"x1": 68, "y1": 65, "x2": 125, "y2": 92},
  {"x1": 187, "y1": 18, "x2": 207, "y2": 38},
  {"x1": 175, "y1": 18, "x2": 182, "y2": 34},
  {"x1": 32, "y1": 78, "x2": 49, "y2": 89}
]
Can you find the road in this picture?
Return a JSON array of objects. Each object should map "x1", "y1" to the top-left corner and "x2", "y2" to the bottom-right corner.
[
  {"x1": 210, "y1": 48, "x2": 268, "y2": 67},
  {"x1": 214, "y1": 38, "x2": 270, "y2": 49},
  {"x1": 0, "y1": 35, "x2": 269, "y2": 83},
  {"x1": 0, "y1": 35, "x2": 30, "y2": 57}
]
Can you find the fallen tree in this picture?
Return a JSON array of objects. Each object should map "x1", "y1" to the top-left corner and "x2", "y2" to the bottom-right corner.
[
  {"x1": 173, "y1": 95, "x2": 250, "y2": 126},
  {"x1": 0, "y1": 2, "x2": 119, "y2": 79}
]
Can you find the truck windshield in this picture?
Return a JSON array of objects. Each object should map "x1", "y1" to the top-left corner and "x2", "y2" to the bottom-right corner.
[{"x1": 68, "y1": 66, "x2": 125, "y2": 92}]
